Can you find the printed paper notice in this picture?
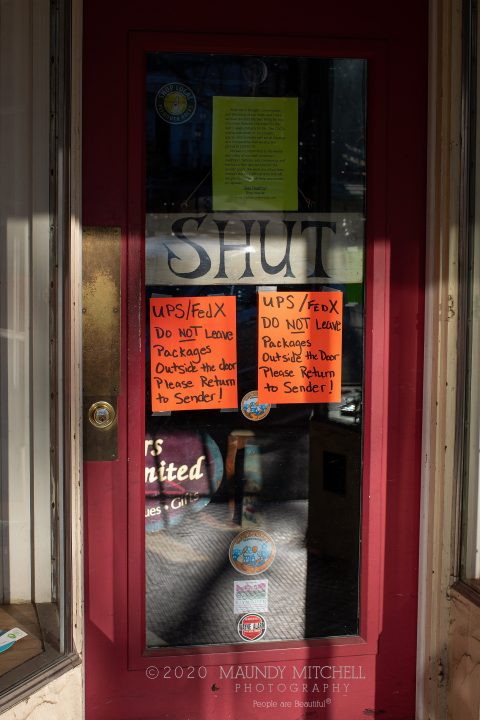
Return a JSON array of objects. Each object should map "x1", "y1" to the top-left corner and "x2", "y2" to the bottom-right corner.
[
  {"x1": 234, "y1": 580, "x2": 269, "y2": 614},
  {"x1": 257, "y1": 291, "x2": 342, "y2": 404},
  {"x1": 150, "y1": 296, "x2": 238, "y2": 412},
  {"x1": 212, "y1": 97, "x2": 298, "y2": 211}
]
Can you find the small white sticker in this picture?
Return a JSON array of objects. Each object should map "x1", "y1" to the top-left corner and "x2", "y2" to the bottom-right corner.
[{"x1": 234, "y1": 579, "x2": 269, "y2": 614}]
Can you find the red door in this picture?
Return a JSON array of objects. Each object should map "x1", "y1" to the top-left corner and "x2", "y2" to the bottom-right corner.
[{"x1": 83, "y1": 3, "x2": 426, "y2": 719}]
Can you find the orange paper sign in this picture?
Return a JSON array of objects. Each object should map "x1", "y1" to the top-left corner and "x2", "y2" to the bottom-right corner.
[
  {"x1": 257, "y1": 291, "x2": 342, "y2": 404},
  {"x1": 150, "y1": 296, "x2": 238, "y2": 412}
]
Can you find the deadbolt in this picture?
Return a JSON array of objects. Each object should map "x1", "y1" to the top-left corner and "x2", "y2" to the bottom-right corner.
[{"x1": 88, "y1": 401, "x2": 116, "y2": 430}]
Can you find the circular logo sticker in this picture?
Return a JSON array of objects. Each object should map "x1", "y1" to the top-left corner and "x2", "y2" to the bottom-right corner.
[
  {"x1": 237, "y1": 613, "x2": 267, "y2": 642},
  {"x1": 145, "y1": 431, "x2": 223, "y2": 532},
  {"x1": 155, "y1": 83, "x2": 196, "y2": 125},
  {"x1": 241, "y1": 390, "x2": 271, "y2": 422},
  {"x1": 229, "y1": 529, "x2": 276, "y2": 575}
]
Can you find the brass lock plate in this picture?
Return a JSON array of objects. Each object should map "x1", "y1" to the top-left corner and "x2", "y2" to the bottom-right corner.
[{"x1": 83, "y1": 226, "x2": 121, "y2": 461}]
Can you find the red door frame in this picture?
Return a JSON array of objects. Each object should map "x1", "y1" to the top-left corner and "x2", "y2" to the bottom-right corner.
[
  {"x1": 127, "y1": 32, "x2": 387, "y2": 665},
  {"x1": 83, "y1": 3, "x2": 426, "y2": 718}
]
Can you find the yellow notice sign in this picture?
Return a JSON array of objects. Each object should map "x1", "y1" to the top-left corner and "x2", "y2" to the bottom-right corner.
[{"x1": 212, "y1": 97, "x2": 298, "y2": 211}]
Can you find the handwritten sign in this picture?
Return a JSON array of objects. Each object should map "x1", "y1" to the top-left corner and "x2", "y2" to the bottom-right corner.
[
  {"x1": 257, "y1": 291, "x2": 342, "y2": 404},
  {"x1": 150, "y1": 296, "x2": 238, "y2": 412}
]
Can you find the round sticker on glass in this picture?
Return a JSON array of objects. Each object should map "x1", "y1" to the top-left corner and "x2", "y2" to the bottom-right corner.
[
  {"x1": 229, "y1": 529, "x2": 276, "y2": 575},
  {"x1": 155, "y1": 83, "x2": 196, "y2": 125},
  {"x1": 237, "y1": 613, "x2": 267, "y2": 642},
  {"x1": 241, "y1": 390, "x2": 270, "y2": 421}
]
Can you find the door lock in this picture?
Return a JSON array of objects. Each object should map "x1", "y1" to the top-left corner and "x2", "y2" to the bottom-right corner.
[{"x1": 88, "y1": 401, "x2": 116, "y2": 430}]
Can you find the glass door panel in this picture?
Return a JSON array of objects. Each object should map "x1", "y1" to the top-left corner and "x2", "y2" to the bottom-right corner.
[{"x1": 144, "y1": 52, "x2": 366, "y2": 648}]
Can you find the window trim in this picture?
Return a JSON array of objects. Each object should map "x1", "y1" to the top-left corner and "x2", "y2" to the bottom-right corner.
[{"x1": 0, "y1": 0, "x2": 81, "y2": 710}]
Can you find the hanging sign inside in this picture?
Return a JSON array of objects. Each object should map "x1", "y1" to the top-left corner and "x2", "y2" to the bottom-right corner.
[
  {"x1": 146, "y1": 213, "x2": 364, "y2": 286},
  {"x1": 145, "y1": 430, "x2": 223, "y2": 531},
  {"x1": 257, "y1": 291, "x2": 343, "y2": 404},
  {"x1": 150, "y1": 296, "x2": 238, "y2": 412}
]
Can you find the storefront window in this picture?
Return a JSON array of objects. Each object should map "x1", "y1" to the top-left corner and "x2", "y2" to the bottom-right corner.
[
  {"x1": 144, "y1": 53, "x2": 366, "y2": 646},
  {"x1": 0, "y1": 0, "x2": 73, "y2": 698},
  {"x1": 460, "y1": 7, "x2": 480, "y2": 592}
]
